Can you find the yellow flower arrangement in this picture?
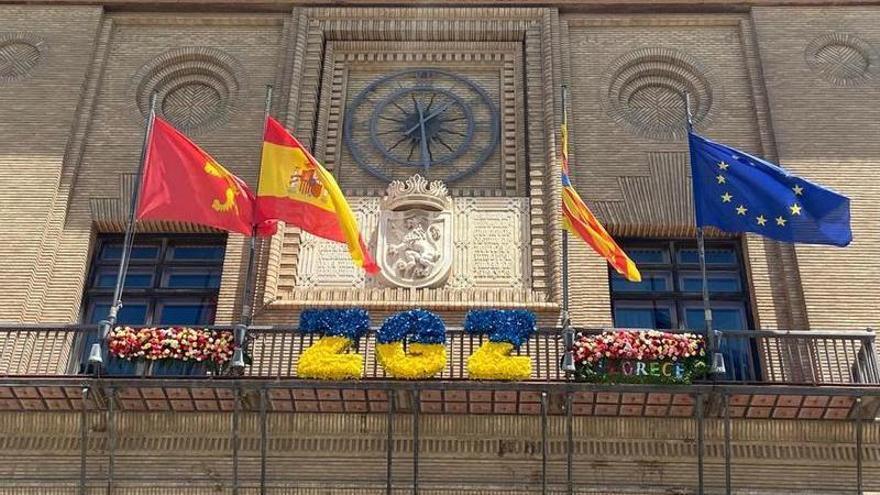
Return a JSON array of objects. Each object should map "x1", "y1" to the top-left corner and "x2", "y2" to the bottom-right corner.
[
  {"x1": 297, "y1": 336, "x2": 364, "y2": 380},
  {"x1": 463, "y1": 309, "x2": 537, "y2": 380},
  {"x1": 376, "y1": 342, "x2": 447, "y2": 379},
  {"x1": 467, "y1": 341, "x2": 532, "y2": 381}
]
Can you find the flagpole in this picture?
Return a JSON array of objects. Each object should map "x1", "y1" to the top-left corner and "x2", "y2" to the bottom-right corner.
[
  {"x1": 560, "y1": 85, "x2": 575, "y2": 374},
  {"x1": 231, "y1": 85, "x2": 273, "y2": 372},
  {"x1": 561, "y1": 85, "x2": 571, "y2": 318},
  {"x1": 240, "y1": 84, "x2": 273, "y2": 326},
  {"x1": 89, "y1": 93, "x2": 158, "y2": 372},
  {"x1": 684, "y1": 93, "x2": 719, "y2": 376}
]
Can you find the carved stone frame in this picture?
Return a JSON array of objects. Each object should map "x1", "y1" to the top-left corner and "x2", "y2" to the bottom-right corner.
[
  {"x1": 324, "y1": 40, "x2": 522, "y2": 197},
  {"x1": 263, "y1": 7, "x2": 564, "y2": 312}
]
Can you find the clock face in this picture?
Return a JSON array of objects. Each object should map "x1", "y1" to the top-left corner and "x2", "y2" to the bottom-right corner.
[{"x1": 343, "y1": 69, "x2": 500, "y2": 184}]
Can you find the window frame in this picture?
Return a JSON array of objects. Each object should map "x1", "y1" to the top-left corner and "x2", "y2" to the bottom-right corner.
[
  {"x1": 609, "y1": 238, "x2": 754, "y2": 331},
  {"x1": 75, "y1": 234, "x2": 227, "y2": 374},
  {"x1": 81, "y1": 234, "x2": 227, "y2": 326}
]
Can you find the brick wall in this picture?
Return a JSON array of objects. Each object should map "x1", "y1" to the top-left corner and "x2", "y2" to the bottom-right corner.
[
  {"x1": 0, "y1": 5, "x2": 103, "y2": 322},
  {"x1": 0, "y1": 410, "x2": 876, "y2": 493},
  {"x1": 0, "y1": 11, "x2": 287, "y2": 323},
  {"x1": 2, "y1": 5, "x2": 875, "y2": 329},
  {"x1": 562, "y1": 13, "x2": 786, "y2": 328},
  {"x1": 752, "y1": 6, "x2": 880, "y2": 330}
]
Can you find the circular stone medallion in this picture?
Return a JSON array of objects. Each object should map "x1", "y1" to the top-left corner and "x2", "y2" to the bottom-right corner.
[
  {"x1": 806, "y1": 33, "x2": 876, "y2": 86},
  {"x1": 131, "y1": 47, "x2": 243, "y2": 132},
  {"x1": 0, "y1": 34, "x2": 45, "y2": 83},
  {"x1": 602, "y1": 47, "x2": 718, "y2": 141},
  {"x1": 161, "y1": 83, "x2": 224, "y2": 130}
]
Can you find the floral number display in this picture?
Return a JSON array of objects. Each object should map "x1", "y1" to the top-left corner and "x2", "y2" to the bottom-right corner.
[
  {"x1": 376, "y1": 309, "x2": 447, "y2": 379},
  {"x1": 464, "y1": 309, "x2": 537, "y2": 380},
  {"x1": 572, "y1": 330, "x2": 708, "y2": 384},
  {"x1": 297, "y1": 309, "x2": 370, "y2": 380}
]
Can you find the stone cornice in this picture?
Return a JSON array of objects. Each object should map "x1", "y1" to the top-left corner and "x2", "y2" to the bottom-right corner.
[{"x1": 3, "y1": 0, "x2": 880, "y2": 12}]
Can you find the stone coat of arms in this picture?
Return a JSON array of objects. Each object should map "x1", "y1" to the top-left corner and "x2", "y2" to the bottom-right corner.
[{"x1": 377, "y1": 175, "x2": 453, "y2": 289}]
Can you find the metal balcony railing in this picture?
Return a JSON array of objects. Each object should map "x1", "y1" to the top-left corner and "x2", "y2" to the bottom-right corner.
[{"x1": 0, "y1": 324, "x2": 876, "y2": 385}]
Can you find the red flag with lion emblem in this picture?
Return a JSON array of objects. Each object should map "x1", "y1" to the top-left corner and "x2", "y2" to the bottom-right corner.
[{"x1": 137, "y1": 117, "x2": 274, "y2": 236}]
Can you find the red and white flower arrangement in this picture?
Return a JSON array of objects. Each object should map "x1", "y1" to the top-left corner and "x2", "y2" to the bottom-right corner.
[
  {"x1": 108, "y1": 326, "x2": 234, "y2": 365},
  {"x1": 574, "y1": 330, "x2": 705, "y2": 363},
  {"x1": 572, "y1": 330, "x2": 708, "y2": 384}
]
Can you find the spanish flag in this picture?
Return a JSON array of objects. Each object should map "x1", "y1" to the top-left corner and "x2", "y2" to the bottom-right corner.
[
  {"x1": 137, "y1": 117, "x2": 275, "y2": 237},
  {"x1": 561, "y1": 104, "x2": 641, "y2": 282},
  {"x1": 256, "y1": 117, "x2": 379, "y2": 274}
]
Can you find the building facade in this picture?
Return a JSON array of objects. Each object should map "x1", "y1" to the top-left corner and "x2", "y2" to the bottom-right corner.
[{"x1": 0, "y1": 1, "x2": 878, "y2": 493}]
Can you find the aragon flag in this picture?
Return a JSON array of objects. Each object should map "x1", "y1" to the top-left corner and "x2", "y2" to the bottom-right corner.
[
  {"x1": 137, "y1": 117, "x2": 275, "y2": 237},
  {"x1": 256, "y1": 116, "x2": 379, "y2": 274}
]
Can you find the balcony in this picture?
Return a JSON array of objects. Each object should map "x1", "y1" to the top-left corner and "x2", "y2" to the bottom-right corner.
[
  {"x1": 1, "y1": 324, "x2": 877, "y2": 379},
  {"x1": 1, "y1": 325, "x2": 878, "y2": 495},
  {"x1": 0, "y1": 325, "x2": 876, "y2": 418}
]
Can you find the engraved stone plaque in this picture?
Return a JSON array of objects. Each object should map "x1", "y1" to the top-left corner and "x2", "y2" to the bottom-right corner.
[
  {"x1": 451, "y1": 197, "x2": 530, "y2": 290},
  {"x1": 293, "y1": 201, "x2": 378, "y2": 288},
  {"x1": 292, "y1": 192, "x2": 530, "y2": 291},
  {"x1": 470, "y1": 212, "x2": 518, "y2": 282}
]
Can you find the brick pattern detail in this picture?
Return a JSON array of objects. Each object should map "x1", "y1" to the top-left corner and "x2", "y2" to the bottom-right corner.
[
  {"x1": 0, "y1": 411, "x2": 877, "y2": 493},
  {"x1": 752, "y1": 7, "x2": 880, "y2": 330},
  {"x1": 130, "y1": 46, "x2": 244, "y2": 133},
  {"x1": 0, "y1": 6, "x2": 104, "y2": 322},
  {"x1": 0, "y1": 32, "x2": 46, "y2": 83},
  {"x1": 804, "y1": 32, "x2": 877, "y2": 86},
  {"x1": 601, "y1": 46, "x2": 718, "y2": 141}
]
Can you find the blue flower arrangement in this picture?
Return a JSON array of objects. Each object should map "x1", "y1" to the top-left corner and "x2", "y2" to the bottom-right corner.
[
  {"x1": 377, "y1": 309, "x2": 446, "y2": 344},
  {"x1": 299, "y1": 308, "x2": 370, "y2": 341},
  {"x1": 464, "y1": 309, "x2": 537, "y2": 349}
]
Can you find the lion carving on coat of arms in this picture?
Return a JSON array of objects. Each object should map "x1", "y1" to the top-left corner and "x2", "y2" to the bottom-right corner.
[{"x1": 377, "y1": 175, "x2": 453, "y2": 288}]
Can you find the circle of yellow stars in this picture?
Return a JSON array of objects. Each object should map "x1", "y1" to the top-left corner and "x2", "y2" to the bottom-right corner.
[{"x1": 714, "y1": 160, "x2": 804, "y2": 229}]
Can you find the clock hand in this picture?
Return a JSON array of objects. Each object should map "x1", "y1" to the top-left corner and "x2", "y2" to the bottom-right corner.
[
  {"x1": 422, "y1": 100, "x2": 454, "y2": 125},
  {"x1": 404, "y1": 100, "x2": 454, "y2": 136},
  {"x1": 416, "y1": 101, "x2": 431, "y2": 172}
]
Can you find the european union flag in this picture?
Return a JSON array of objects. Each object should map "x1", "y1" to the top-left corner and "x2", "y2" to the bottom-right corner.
[{"x1": 688, "y1": 131, "x2": 851, "y2": 247}]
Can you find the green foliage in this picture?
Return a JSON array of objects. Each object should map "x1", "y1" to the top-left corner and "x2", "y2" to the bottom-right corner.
[{"x1": 574, "y1": 357, "x2": 709, "y2": 385}]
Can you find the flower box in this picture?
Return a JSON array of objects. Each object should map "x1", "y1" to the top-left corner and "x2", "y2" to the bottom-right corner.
[
  {"x1": 149, "y1": 359, "x2": 208, "y2": 376},
  {"x1": 572, "y1": 330, "x2": 708, "y2": 384},
  {"x1": 104, "y1": 356, "x2": 141, "y2": 376},
  {"x1": 108, "y1": 326, "x2": 234, "y2": 375}
]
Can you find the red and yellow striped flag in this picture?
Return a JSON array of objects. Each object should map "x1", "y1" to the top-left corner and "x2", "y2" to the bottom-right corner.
[
  {"x1": 256, "y1": 117, "x2": 379, "y2": 274},
  {"x1": 561, "y1": 107, "x2": 641, "y2": 282}
]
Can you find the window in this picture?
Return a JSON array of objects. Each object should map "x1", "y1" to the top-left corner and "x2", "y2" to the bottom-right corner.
[
  {"x1": 78, "y1": 234, "x2": 226, "y2": 373},
  {"x1": 609, "y1": 239, "x2": 755, "y2": 380}
]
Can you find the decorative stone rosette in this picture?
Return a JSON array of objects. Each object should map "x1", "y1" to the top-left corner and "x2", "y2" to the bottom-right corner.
[
  {"x1": 602, "y1": 47, "x2": 718, "y2": 141},
  {"x1": 131, "y1": 47, "x2": 243, "y2": 132},
  {"x1": 0, "y1": 32, "x2": 46, "y2": 84}
]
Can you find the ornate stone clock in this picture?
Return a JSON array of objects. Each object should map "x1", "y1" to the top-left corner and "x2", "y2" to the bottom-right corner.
[{"x1": 343, "y1": 69, "x2": 500, "y2": 184}]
